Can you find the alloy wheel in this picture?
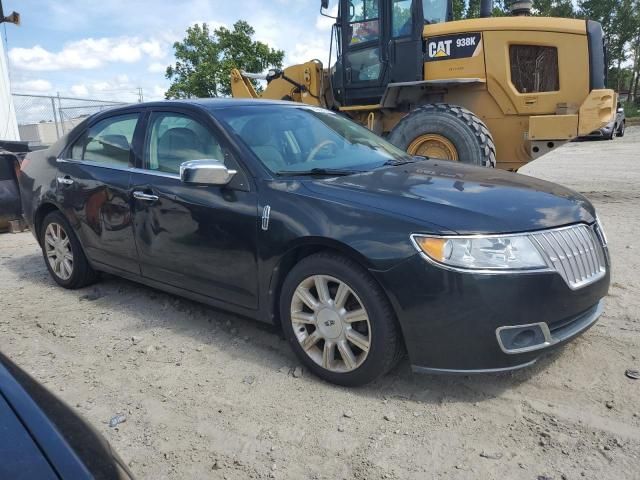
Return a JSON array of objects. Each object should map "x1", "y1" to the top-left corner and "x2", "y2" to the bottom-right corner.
[
  {"x1": 290, "y1": 275, "x2": 371, "y2": 373},
  {"x1": 44, "y1": 222, "x2": 74, "y2": 280}
]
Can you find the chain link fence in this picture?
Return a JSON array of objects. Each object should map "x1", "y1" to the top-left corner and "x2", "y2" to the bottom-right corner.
[{"x1": 11, "y1": 94, "x2": 128, "y2": 147}]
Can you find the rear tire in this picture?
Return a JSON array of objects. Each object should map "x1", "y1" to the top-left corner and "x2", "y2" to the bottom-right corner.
[
  {"x1": 388, "y1": 103, "x2": 496, "y2": 167},
  {"x1": 40, "y1": 211, "x2": 98, "y2": 289},
  {"x1": 280, "y1": 252, "x2": 403, "y2": 386}
]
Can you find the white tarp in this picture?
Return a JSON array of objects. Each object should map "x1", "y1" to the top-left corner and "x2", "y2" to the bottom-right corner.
[{"x1": 0, "y1": 36, "x2": 19, "y2": 141}]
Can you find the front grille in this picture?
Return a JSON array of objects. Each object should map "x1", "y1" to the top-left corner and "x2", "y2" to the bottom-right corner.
[{"x1": 530, "y1": 224, "x2": 607, "y2": 290}]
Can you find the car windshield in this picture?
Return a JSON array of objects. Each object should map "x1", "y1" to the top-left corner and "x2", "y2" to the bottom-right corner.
[{"x1": 215, "y1": 105, "x2": 413, "y2": 175}]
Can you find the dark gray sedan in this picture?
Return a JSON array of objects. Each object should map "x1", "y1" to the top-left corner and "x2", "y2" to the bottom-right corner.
[{"x1": 19, "y1": 99, "x2": 611, "y2": 386}]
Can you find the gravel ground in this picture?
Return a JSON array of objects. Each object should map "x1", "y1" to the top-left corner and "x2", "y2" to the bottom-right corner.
[{"x1": 1, "y1": 129, "x2": 639, "y2": 480}]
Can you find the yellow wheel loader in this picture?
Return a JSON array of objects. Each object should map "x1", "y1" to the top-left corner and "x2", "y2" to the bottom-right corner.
[{"x1": 231, "y1": 0, "x2": 615, "y2": 171}]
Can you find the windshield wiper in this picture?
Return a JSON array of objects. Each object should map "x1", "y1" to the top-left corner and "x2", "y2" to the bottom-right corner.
[
  {"x1": 382, "y1": 158, "x2": 420, "y2": 166},
  {"x1": 276, "y1": 168, "x2": 359, "y2": 177}
]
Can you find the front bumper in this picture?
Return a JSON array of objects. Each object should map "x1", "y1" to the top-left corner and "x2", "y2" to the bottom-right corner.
[
  {"x1": 583, "y1": 122, "x2": 614, "y2": 138},
  {"x1": 373, "y1": 254, "x2": 610, "y2": 373}
]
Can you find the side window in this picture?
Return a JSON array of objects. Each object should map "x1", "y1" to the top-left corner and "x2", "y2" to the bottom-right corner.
[
  {"x1": 348, "y1": 0, "x2": 380, "y2": 45},
  {"x1": 347, "y1": 47, "x2": 382, "y2": 81},
  {"x1": 69, "y1": 114, "x2": 139, "y2": 167},
  {"x1": 392, "y1": 0, "x2": 413, "y2": 38},
  {"x1": 509, "y1": 45, "x2": 560, "y2": 93},
  {"x1": 145, "y1": 112, "x2": 224, "y2": 175},
  {"x1": 422, "y1": 0, "x2": 449, "y2": 24}
]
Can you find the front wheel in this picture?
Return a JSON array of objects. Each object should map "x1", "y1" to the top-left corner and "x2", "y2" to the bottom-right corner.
[
  {"x1": 280, "y1": 253, "x2": 403, "y2": 386},
  {"x1": 617, "y1": 121, "x2": 625, "y2": 137},
  {"x1": 387, "y1": 103, "x2": 496, "y2": 167}
]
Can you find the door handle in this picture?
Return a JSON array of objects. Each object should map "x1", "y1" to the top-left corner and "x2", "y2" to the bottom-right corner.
[
  {"x1": 133, "y1": 191, "x2": 159, "y2": 202},
  {"x1": 57, "y1": 176, "x2": 74, "y2": 186}
]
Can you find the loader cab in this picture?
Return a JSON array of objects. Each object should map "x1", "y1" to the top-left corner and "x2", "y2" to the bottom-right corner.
[{"x1": 330, "y1": 0, "x2": 452, "y2": 106}]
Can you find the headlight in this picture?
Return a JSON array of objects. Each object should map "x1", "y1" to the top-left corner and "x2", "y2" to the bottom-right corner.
[{"x1": 411, "y1": 234, "x2": 548, "y2": 271}]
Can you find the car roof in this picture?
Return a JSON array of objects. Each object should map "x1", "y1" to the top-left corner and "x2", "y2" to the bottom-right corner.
[{"x1": 110, "y1": 98, "x2": 298, "y2": 112}]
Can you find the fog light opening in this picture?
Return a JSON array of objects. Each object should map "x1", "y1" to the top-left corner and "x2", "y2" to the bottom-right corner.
[
  {"x1": 512, "y1": 329, "x2": 536, "y2": 348},
  {"x1": 497, "y1": 323, "x2": 549, "y2": 354}
]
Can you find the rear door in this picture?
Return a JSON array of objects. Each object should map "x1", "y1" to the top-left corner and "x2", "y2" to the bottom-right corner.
[
  {"x1": 129, "y1": 107, "x2": 260, "y2": 308},
  {"x1": 56, "y1": 112, "x2": 142, "y2": 274}
]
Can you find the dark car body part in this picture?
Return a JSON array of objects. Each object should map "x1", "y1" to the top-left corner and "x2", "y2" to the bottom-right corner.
[
  {"x1": 19, "y1": 99, "x2": 610, "y2": 373},
  {"x1": 0, "y1": 352, "x2": 134, "y2": 480},
  {"x1": 0, "y1": 150, "x2": 23, "y2": 231},
  {"x1": 583, "y1": 102, "x2": 625, "y2": 139}
]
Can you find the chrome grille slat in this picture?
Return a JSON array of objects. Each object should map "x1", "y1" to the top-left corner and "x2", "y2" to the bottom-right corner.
[
  {"x1": 553, "y1": 230, "x2": 580, "y2": 283},
  {"x1": 531, "y1": 224, "x2": 606, "y2": 290},
  {"x1": 581, "y1": 228, "x2": 600, "y2": 276},
  {"x1": 567, "y1": 229, "x2": 589, "y2": 280},
  {"x1": 562, "y1": 229, "x2": 588, "y2": 281},
  {"x1": 535, "y1": 234, "x2": 569, "y2": 281},
  {"x1": 574, "y1": 228, "x2": 596, "y2": 274}
]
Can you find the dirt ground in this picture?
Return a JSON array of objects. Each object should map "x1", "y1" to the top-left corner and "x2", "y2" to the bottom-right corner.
[{"x1": 1, "y1": 129, "x2": 639, "y2": 480}]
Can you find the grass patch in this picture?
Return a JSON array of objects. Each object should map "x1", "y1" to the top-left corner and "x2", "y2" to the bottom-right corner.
[{"x1": 622, "y1": 101, "x2": 640, "y2": 118}]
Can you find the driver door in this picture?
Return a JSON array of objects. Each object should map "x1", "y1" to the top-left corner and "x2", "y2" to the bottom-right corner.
[
  {"x1": 341, "y1": 0, "x2": 386, "y2": 105},
  {"x1": 129, "y1": 108, "x2": 259, "y2": 308}
]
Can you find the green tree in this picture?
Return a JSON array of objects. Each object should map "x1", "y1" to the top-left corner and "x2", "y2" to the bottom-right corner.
[
  {"x1": 165, "y1": 20, "x2": 285, "y2": 99},
  {"x1": 460, "y1": 0, "x2": 509, "y2": 19},
  {"x1": 465, "y1": 0, "x2": 481, "y2": 19},
  {"x1": 580, "y1": 0, "x2": 638, "y2": 92},
  {"x1": 532, "y1": 0, "x2": 576, "y2": 17},
  {"x1": 452, "y1": 0, "x2": 466, "y2": 20}
]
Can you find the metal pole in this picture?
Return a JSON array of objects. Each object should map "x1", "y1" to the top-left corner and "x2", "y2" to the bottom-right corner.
[
  {"x1": 57, "y1": 92, "x2": 65, "y2": 135},
  {"x1": 51, "y1": 96, "x2": 61, "y2": 139}
]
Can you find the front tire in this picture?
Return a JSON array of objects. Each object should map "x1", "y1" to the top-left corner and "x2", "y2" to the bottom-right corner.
[
  {"x1": 40, "y1": 211, "x2": 98, "y2": 289},
  {"x1": 280, "y1": 252, "x2": 403, "y2": 386},
  {"x1": 387, "y1": 103, "x2": 496, "y2": 167},
  {"x1": 617, "y1": 121, "x2": 625, "y2": 137}
]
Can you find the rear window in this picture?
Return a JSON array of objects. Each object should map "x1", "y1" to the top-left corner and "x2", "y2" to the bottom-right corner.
[{"x1": 509, "y1": 45, "x2": 559, "y2": 93}]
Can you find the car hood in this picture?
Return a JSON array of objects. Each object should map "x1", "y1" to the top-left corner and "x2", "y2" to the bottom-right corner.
[{"x1": 303, "y1": 160, "x2": 595, "y2": 234}]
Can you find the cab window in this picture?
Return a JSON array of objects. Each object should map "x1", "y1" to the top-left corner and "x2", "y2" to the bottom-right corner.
[
  {"x1": 348, "y1": 0, "x2": 380, "y2": 44},
  {"x1": 70, "y1": 114, "x2": 139, "y2": 167},
  {"x1": 144, "y1": 112, "x2": 224, "y2": 175},
  {"x1": 392, "y1": 0, "x2": 413, "y2": 37},
  {"x1": 423, "y1": 0, "x2": 449, "y2": 24}
]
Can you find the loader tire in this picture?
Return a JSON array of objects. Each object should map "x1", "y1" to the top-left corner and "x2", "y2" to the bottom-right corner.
[{"x1": 388, "y1": 103, "x2": 496, "y2": 167}]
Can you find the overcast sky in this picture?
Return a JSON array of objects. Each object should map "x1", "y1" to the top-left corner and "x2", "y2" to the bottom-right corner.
[{"x1": 2, "y1": 0, "x2": 336, "y2": 102}]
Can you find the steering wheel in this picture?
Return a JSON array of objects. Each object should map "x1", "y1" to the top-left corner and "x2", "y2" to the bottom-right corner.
[{"x1": 306, "y1": 140, "x2": 338, "y2": 163}]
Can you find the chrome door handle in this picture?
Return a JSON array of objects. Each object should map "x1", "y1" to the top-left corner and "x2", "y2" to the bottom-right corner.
[
  {"x1": 132, "y1": 191, "x2": 159, "y2": 202},
  {"x1": 57, "y1": 176, "x2": 74, "y2": 186}
]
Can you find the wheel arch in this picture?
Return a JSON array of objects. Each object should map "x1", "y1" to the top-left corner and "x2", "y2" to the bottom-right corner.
[
  {"x1": 266, "y1": 238, "x2": 393, "y2": 330},
  {"x1": 34, "y1": 202, "x2": 63, "y2": 244}
]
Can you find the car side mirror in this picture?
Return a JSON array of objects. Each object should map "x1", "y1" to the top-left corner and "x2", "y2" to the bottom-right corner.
[{"x1": 180, "y1": 159, "x2": 236, "y2": 186}]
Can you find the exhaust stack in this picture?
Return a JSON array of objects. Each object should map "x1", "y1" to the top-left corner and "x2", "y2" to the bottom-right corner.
[
  {"x1": 507, "y1": 0, "x2": 533, "y2": 16},
  {"x1": 480, "y1": 0, "x2": 493, "y2": 18}
]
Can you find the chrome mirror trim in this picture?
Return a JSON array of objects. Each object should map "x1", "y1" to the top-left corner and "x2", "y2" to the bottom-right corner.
[{"x1": 179, "y1": 159, "x2": 236, "y2": 186}]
